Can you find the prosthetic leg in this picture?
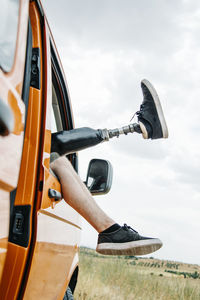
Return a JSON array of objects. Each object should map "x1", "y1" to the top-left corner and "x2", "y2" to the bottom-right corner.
[
  {"x1": 51, "y1": 123, "x2": 142, "y2": 156},
  {"x1": 51, "y1": 79, "x2": 168, "y2": 155}
]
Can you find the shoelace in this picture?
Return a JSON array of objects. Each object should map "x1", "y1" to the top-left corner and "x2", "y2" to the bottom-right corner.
[
  {"x1": 130, "y1": 104, "x2": 144, "y2": 122},
  {"x1": 122, "y1": 224, "x2": 138, "y2": 234}
]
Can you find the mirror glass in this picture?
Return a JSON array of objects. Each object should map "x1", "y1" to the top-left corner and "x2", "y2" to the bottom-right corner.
[
  {"x1": 86, "y1": 159, "x2": 113, "y2": 195},
  {"x1": 0, "y1": 0, "x2": 20, "y2": 72}
]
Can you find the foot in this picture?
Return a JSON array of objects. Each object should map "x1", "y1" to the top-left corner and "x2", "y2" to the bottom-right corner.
[
  {"x1": 136, "y1": 79, "x2": 168, "y2": 139},
  {"x1": 96, "y1": 224, "x2": 162, "y2": 256}
]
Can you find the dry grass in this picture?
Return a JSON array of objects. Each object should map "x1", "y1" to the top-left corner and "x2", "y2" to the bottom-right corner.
[{"x1": 74, "y1": 248, "x2": 200, "y2": 300}]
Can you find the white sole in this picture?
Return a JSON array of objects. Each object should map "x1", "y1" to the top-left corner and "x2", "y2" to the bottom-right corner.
[
  {"x1": 139, "y1": 121, "x2": 148, "y2": 139},
  {"x1": 141, "y1": 79, "x2": 168, "y2": 139},
  {"x1": 96, "y1": 238, "x2": 162, "y2": 256}
]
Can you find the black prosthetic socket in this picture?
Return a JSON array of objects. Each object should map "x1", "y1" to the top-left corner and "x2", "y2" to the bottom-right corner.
[{"x1": 51, "y1": 127, "x2": 104, "y2": 156}]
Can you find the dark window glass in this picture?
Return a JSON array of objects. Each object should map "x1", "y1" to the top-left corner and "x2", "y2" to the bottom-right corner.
[
  {"x1": 51, "y1": 78, "x2": 63, "y2": 133},
  {"x1": 0, "y1": 0, "x2": 20, "y2": 72}
]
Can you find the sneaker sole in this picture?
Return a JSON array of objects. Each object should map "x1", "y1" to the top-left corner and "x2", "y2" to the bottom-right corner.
[
  {"x1": 96, "y1": 238, "x2": 162, "y2": 256},
  {"x1": 141, "y1": 79, "x2": 168, "y2": 139}
]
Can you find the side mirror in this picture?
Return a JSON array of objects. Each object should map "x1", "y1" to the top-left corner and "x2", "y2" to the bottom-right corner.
[{"x1": 86, "y1": 159, "x2": 113, "y2": 195}]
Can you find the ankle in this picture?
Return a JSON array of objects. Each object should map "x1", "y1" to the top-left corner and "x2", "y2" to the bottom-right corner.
[{"x1": 100, "y1": 223, "x2": 121, "y2": 234}]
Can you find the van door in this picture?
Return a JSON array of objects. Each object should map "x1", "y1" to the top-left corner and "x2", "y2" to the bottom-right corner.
[
  {"x1": 20, "y1": 13, "x2": 81, "y2": 300},
  {"x1": 0, "y1": 2, "x2": 44, "y2": 299},
  {"x1": 1, "y1": 2, "x2": 80, "y2": 299},
  {"x1": 22, "y1": 17, "x2": 81, "y2": 300}
]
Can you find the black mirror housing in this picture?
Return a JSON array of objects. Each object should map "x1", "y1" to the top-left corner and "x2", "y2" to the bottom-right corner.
[{"x1": 86, "y1": 159, "x2": 113, "y2": 195}]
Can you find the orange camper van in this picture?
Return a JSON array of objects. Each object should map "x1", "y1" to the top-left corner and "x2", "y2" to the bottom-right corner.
[{"x1": 0, "y1": 0, "x2": 113, "y2": 299}]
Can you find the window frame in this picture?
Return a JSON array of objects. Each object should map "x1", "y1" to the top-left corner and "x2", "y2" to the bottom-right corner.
[{"x1": 50, "y1": 41, "x2": 78, "y2": 171}]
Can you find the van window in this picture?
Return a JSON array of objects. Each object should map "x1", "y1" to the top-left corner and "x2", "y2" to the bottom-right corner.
[
  {"x1": 50, "y1": 43, "x2": 78, "y2": 171},
  {"x1": 51, "y1": 80, "x2": 63, "y2": 133},
  {"x1": 0, "y1": 0, "x2": 19, "y2": 72}
]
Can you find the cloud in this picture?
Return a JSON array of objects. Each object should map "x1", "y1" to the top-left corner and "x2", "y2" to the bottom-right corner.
[
  {"x1": 168, "y1": 151, "x2": 200, "y2": 191},
  {"x1": 44, "y1": 0, "x2": 183, "y2": 53}
]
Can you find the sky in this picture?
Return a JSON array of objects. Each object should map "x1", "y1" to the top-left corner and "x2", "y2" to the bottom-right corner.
[{"x1": 43, "y1": 0, "x2": 200, "y2": 265}]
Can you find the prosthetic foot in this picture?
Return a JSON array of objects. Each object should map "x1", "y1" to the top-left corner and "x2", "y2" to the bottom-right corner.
[{"x1": 136, "y1": 79, "x2": 168, "y2": 139}]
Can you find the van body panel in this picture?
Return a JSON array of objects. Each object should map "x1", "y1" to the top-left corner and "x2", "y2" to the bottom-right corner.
[{"x1": 23, "y1": 214, "x2": 80, "y2": 299}]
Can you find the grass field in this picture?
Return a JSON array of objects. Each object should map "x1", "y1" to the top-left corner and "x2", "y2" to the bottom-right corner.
[{"x1": 74, "y1": 247, "x2": 200, "y2": 300}]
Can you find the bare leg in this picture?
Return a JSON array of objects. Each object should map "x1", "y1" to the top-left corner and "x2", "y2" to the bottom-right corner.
[
  {"x1": 50, "y1": 156, "x2": 115, "y2": 233},
  {"x1": 50, "y1": 157, "x2": 162, "y2": 257}
]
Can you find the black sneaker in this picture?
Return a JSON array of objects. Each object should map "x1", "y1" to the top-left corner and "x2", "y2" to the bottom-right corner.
[
  {"x1": 136, "y1": 79, "x2": 168, "y2": 139},
  {"x1": 96, "y1": 224, "x2": 162, "y2": 256}
]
